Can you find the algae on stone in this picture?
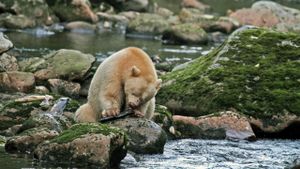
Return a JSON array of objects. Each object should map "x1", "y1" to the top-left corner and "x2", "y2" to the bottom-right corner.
[
  {"x1": 157, "y1": 28, "x2": 300, "y2": 121},
  {"x1": 51, "y1": 123, "x2": 124, "y2": 144}
]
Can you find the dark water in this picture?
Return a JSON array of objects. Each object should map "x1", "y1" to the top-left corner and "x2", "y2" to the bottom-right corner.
[{"x1": 1, "y1": 139, "x2": 299, "y2": 169}]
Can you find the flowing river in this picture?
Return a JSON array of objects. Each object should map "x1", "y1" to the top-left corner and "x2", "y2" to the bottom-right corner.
[{"x1": 1, "y1": 139, "x2": 299, "y2": 169}]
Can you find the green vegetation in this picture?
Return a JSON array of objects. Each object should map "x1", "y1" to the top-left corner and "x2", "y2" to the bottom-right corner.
[
  {"x1": 51, "y1": 123, "x2": 125, "y2": 144},
  {"x1": 157, "y1": 28, "x2": 300, "y2": 120}
]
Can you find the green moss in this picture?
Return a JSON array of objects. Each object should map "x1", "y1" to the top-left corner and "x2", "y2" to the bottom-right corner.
[
  {"x1": 0, "y1": 119, "x2": 19, "y2": 130},
  {"x1": 157, "y1": 28, "x2": 300, "y2": 120},
  {"x1": 51, "y1": 123, "x2": 124, "y2": 144},
  {"x1": 0, "y1": 100, "x2": 42, "y2": 118}
]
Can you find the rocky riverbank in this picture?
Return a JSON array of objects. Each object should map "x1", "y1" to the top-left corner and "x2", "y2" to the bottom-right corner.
[{"x1": 1, "y1": 0, "x2": 300, "y2": 168}]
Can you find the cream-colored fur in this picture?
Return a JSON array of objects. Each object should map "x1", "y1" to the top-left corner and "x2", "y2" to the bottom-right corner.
[{"x1": 75, "y1": 47, "x2": 161, "y2": 123}]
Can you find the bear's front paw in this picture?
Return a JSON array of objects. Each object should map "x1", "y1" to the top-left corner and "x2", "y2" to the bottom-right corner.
[
  {"x1": 132, "y1": 109, "x2": 144, "y2": 118},
  {"x1": 102, "y1": 108, "x2": 120, "y2": 117}
]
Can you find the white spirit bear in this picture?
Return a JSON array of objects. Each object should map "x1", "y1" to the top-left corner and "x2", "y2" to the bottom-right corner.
[{"x1": 75, "y1": 47, "x2": 162, "y2": 122}]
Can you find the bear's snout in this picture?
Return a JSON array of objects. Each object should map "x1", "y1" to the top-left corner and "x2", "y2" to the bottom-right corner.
[{"x1": 129, "y1": 100, "x2": 140, "y2": 108}]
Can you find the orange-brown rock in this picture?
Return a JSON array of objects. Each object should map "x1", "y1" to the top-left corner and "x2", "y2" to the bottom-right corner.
[{"x1": 172, "y1": 111, "x2": 255, "y2": 140}]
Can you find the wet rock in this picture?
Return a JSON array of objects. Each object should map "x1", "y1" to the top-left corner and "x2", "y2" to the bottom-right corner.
[
  {"x1": 181, "y1": 0, "x2": 210, "y2": 11},
  {"x1": 79, "y1": 77, "x2": 91, "y2": 96},
  {"x1": 157, "y1": 27, "x2": 300, "y2": 130},
  {"x1": 34, "y1": 86, "x2": 50, "y2": 94},
  {"x1": 34, "y1": 123, "x2": 127, "y2": 168},
  {"x1": 64, "y1": 21, "x2": 96, "y2": 33},
  {"x1": 109, "y1": 118, "x2": 167, "y2": 154},
  {"x1": 34, "y1": 49, "x2": 95, "y2": 81},
  {"x1": 0, "y1": 53, "x2": 19, "y2": 72},
  {"x1": 0, "y1": 32, "x2": 13, "y2": 54},
  {"x1": 172, "y1": 111, "x2": 255, "y2": 140},
  {"x1": 207, "y1": 17, "x2": 239, "y2": 34},
  {"x1": 0, "y1": 71, "x2": 35, "y2": 93},
  {"x1": 2, "y1": 14, "x2": 36, "y2": 29},
  {"x1": 230, "y1": 1, "x2": 300, "y2": 32},
  {"x1": 127, "y1": 13, "x2": 170, "y2": 35},
  {"x1": 1, "y1": 0, "x2": 56, "y2": 27},
  {"x1": 119, "y1": 11, "x2": 139, "y2": 21},
  {"x1": 163, "y1": 23, "x2": 208, "y2": 44},
  {"x1": 5, "y1": 127, "x2": 59, "y2": 153},
  {"x1": 107, "y1": 0, "x2": 149, "y2": 12},
  {"x1": 96, "y1": 12, "x2": 129, "y2": 24},
  {"x1": 48, "y1": 79, "x2": 81, "y2": 98},
  {"x1": 50, "y1": 0, "x2": 98, "y2": 23}
]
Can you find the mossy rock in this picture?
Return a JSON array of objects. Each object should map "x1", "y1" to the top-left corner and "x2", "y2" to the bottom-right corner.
[
  {"x1": 163, "y1": 23, "x2": 208, "y2": 44},
  {"x1": 34, "y1": 49, "x2": 95, "y2": 81},
  {"x1": 50, "y1": 123, "x2": 125, "y2": 144},
  {"x1": 157, "y1": 27, "x2": 300, "y2": 122},
  {"x1": 127, "y1": 13, "x2": 170, "y2": 35}
]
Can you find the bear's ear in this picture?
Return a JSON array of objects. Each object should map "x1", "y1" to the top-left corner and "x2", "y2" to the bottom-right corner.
[
  {"x1": 156, "y1": 79, "x2": 162, "y2": 90},
  {"x1": 131, "y1": 66, "x2": 141, "y2": 77}
]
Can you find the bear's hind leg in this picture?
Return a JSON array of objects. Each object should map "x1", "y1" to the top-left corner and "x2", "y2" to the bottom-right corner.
[{"x1": 74, "y1": 103, "x2": 98, "y2": 122}]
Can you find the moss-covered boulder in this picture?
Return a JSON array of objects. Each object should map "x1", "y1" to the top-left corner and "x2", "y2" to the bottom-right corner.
[
  {"x1": 157, "y1": 27, "x2": 300, "y2": 131},
  {"x1": 163, "y1": 23, "x2": 208, "y2": 44},
  {"x1": 108, "y1": 118, "x2": 167, "y2": 154},
  {"x1": 48, "y1": 79, "x2": 81, "y2": 98},
  {"x1": 34, "y1": 123, "x2": 127, "y2": 168},
  {"x1": 34, "y1": 49, "x2": 95, "y2": 81},
  {"x1": 127, "y1": 13, "x2": 170, "y2": 35}
]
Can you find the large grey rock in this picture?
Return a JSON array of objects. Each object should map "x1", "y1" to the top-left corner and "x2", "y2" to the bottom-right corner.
[
  {"x1": 34, "y1": 49, "x2": 95, "y2": 81},
  {"x1": 0, "y1": 53, "x2": 19, "y2": 72},
  {"x1": 0, "y1": 71, "x2": 35, "y2": 93},
  {"x1": 109, "y1": 118, "x2": 167, "y2": 154},
  {"x1": 2, "y1": 14, "x2": 36, "y2": 29},
  {"x1": 34, "y1": 123, "x2": 127, "y2": 168},
  {"x1": 0, "y1": 32, "x2": 13, "y2": 54},
  {"x1": 157, "y1": 27, "x2": 300, "y2": 133}
]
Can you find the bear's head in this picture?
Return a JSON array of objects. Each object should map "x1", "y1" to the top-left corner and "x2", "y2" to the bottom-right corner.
[{"x1": 124, "y1": 66, "x2": 162, "y2": 109}]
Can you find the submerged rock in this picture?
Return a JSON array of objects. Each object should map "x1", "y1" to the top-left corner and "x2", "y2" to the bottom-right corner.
[
  {"x1": 34, "y1": 49, "x2": 95, "y2": 81},
  {"x1": 64, "y1": 21, "x2": 96, "y2": 33},
  {"x1": 34, "y1": 123, "x2": 127, "y2": 168},
  {"x1": 0, "y1": 71, "x2": 35, "y2": 93},
  {"x1": 109, "y1": 118, "x2": 167, "y2": 154},
  {"x1": 181, "y1": 0, "x2": 210, "y2": 11},
  {"x1": 157, "y1": 27, "x2": 300, "y2": 132},
  {"x1": 230, "y1": 1, "x2": 300, "y2": 33}
]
